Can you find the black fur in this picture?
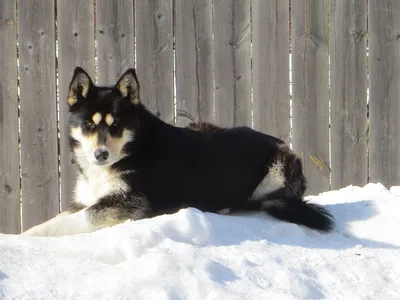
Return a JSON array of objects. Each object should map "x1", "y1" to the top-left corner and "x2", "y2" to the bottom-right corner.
[{"x1": 67, "y1": 67, "x2": 334, "y2": 233}]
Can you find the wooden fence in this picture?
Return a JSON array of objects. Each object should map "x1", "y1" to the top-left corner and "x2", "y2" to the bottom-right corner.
[{"x1": 0, "y1": 0, "x2": 399, "y2": 234}]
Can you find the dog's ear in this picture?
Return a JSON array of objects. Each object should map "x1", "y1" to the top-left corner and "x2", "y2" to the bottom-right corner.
[
  {"x1": 116, "y1": 68, "x2": 140, "y2": 105},
  {"x1": 68, "y1": 67, "x2": 93, "y2": 106}
]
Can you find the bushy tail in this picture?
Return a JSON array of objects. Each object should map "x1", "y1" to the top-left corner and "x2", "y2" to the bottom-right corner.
[{"x1": 262, "y1": 199, "x2": 334, "y2": 232}]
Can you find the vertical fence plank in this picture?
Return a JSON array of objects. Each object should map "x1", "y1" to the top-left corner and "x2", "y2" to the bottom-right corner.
[
  {"x1": 175, "y1": 0, "x2": 214, "y2": 126},
  {"x1": 0, "y1": 0, "x2": 20, "y2": 234},
  {"x1": 136, "y1": 0, "x2": 174, "y2": 124},
  {"x1": 96, "y1": 0, "x2": 134, "y2": 84},
  {"x1": 233, "y1": 0, "x2": 252, "y2": 127},
  {"x1": 330, "y1": 0, "x2": 368, "y2": 189},
  {"x1": 292, "y1": 0, "x2": 330, "y2": 195},
  {"x1": 213, "y1": 0, "x2": 251, "y2": 128},
  {"x1": 58, "y1": 0, "x2": 95, "y2": 211},
  {"x1": 213, "y1": 0, "x2": 234, "y2": 127},
  {"x1": 368, "y1": 0, "x2": 400, "y2": 188},
  {"x1": 252, "y1": 0, "x2": 290, "y2": 142},
  {"x1": 175, "y1": 0, "x2": 197, "y2": 126},
  {"x1": 19, "y1": 0, "x2": 59, "y2": 230},
  {"x1": 195, "y1": 0, "x2": 214, "y2": 123}
]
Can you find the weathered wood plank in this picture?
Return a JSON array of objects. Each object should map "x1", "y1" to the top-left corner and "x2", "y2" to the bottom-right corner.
[
  {"x1": 58, "y1": 0, "x2": 95, "y2": 211},
  {"x1": 252, "y1": 0, "x2": 290, "y2": 142},
  {"x1": 19, "y1": 0, "x2": 59, "y2": 230},
  {"x1": 368, "y1": 0, "x2": 400, "y2": 187},
  {"x1": 0, "y1": 0, "x2": 20, "y2": 234},
  {"x1": 135, "y1": 0, "x2": 174, "y2": 123},
  {"x1": 213, "y1": 0, "x2": 234, "y2": 127},
  {"x1": 233, "y1": 0, "x2": 252, "y2": 127},
  {"x1": 291, "y1": 0, "x2": 330, "y2": 195},
  {"x1": 213, "y1": 0, "x2": 251, "y2": 128},
  {"x1": 175, "y1": 0, "x2": 214, "y2": 126},
  {"x1": 330, "y1": 0, "x2": 368, "y2": 189},
  {"x1": 96, "y1": 0, "x2": 134, "y2": 84},
  {"x1": 175, "y1": 0, "x2": 197, "y2": 126}
]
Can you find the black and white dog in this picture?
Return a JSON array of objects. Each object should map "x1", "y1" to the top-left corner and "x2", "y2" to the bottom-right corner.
[{"x1": 22, "y1": 67, "x2": 334, "y2": 236}]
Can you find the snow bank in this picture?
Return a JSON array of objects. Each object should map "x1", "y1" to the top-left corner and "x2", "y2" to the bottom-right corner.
[{"x1": 1, "y1": 183, "x2": 400, "y2": 300}]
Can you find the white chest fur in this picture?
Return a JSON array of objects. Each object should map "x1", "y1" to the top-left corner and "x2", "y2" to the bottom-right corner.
[{"x1": 74, "y1": 166, "x2": 130, "y2": 207}]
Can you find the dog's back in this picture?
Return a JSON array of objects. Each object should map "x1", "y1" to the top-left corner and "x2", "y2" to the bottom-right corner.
[{"x1": 135, "y1": 123, "x2": 284, "y2": 214}]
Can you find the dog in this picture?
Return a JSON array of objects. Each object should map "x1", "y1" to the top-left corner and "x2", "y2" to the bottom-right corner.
[{"x1": 22, "y1": 67, "x2": 334, "y2": 237}]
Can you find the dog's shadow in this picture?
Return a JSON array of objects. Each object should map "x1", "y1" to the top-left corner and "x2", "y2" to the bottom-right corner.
[
  {"x1": 206, "y1": 199, "x2": 399, "y2": 250},
  {"x1": 0, "y1": 271, "x2": 8, "y2": 281},
  {"x1": 0, "y1": 270, "x2": 9, "y2": 295}
]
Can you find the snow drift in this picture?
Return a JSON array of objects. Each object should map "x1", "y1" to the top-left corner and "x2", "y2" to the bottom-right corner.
[{"x1": 1, "y1": 183, "x2": 400, "y2": 300}]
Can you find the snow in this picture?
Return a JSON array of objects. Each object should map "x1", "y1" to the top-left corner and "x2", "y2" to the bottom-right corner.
[{"x1": 1, "y1": 183, "x2": 400, "y2": 300}]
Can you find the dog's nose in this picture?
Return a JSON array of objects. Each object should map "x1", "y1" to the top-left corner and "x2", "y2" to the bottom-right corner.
[{"x1": 94, "y1": 149, "x2": 109, "y2": 162}]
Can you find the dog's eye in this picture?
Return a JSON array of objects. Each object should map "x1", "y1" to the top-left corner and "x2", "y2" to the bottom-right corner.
[{"x1": 85, "y1": 121, "x2": 95, "y2": 129}]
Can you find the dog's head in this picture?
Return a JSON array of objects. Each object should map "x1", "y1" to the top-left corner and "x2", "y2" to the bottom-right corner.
[{"x1": 67, "y1": 67, "x2": 141, "y2": 166}]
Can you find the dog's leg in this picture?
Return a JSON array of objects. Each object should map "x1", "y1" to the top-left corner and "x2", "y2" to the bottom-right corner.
[
  {"x1": 249, "y1": 144, "x2": 334, "y2": 232},
  {"x1": 87, "y1": 193, "x2": 152, "y2": 230},
  {"x1": 21, "y1": 212, "x2": 66, "y2": 236},
  {"x1": 21, "y1": 193, "x2": 151, "y2": 237},
  {"x1": 20, "y1": 208, "x2": 107, "y2": 237}
]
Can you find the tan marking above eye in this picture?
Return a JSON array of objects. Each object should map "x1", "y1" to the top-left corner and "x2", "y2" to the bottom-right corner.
[
  {"x1": 92, "y1": 112, "x2": 102, "y2": 125},
  {"x1": 105, "y1": 114, "x2": 114, "y2": 126}
]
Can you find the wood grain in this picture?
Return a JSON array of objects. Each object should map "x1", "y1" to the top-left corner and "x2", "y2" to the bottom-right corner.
[
  {"x1": 252, "y1": 0, "x2": 290, "y2": 142},
  {"x1": 368, "y1": 0, "x2": 400, "y2": 188},
  {"x1": 330, "y1": 0, "x2": 368, "y2": 189},
  {"x1": 233, "y1": 0, "x2": 252, "y2": 127},
  {"x1": 135, "y1": 0, "x2": 174, "y2": 123},
  {"x1": 175, "y1": 0, "x2": 214, "y2": 126},
  {"x1": 96, "y1": 0, "x2": 135, "y2": 84},
  {"x1": 0, "y1": 0, "x2": 20, "y2": 233},
  {"x1": 291, "y1": 0, "x2": 330, "y2": 195},
  {"x1": 58, "y1": 0, "x2": 95, "y2": 210},
  {"x1": 19, "y1": 0, "x2": 59, "y2": 230}
]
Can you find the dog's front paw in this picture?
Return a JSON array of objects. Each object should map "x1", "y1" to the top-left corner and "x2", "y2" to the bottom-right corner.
[{"x1": 20, "y1": 225, "x2": 50, "y2": 237}]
